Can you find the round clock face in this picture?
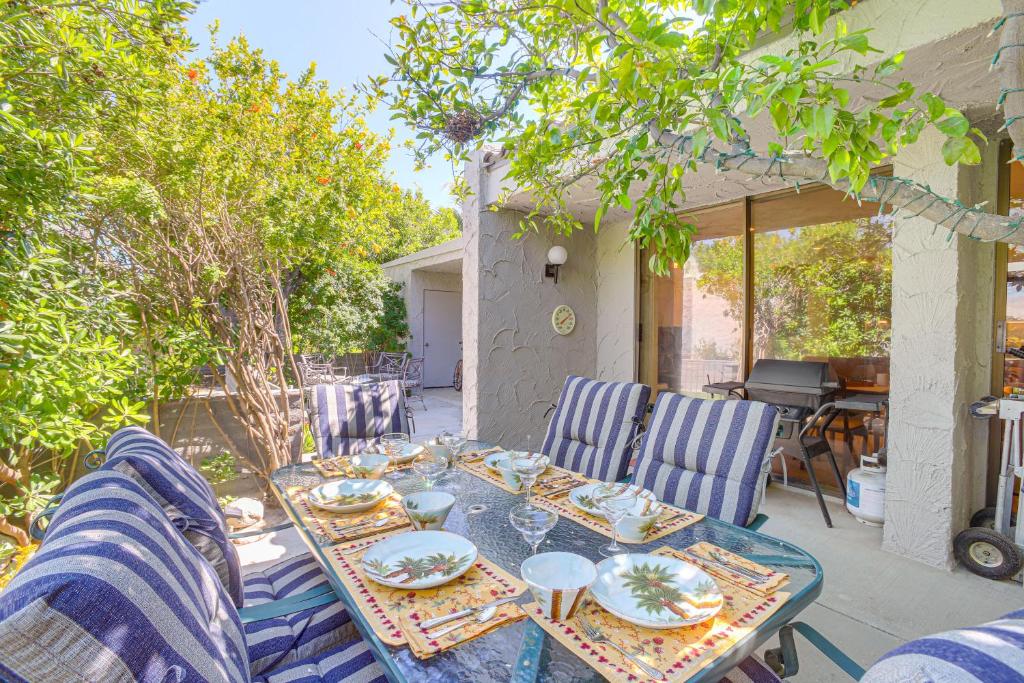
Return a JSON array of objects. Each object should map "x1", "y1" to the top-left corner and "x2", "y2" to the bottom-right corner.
[{"x1": 552, "y1": 304, "x2": 576, "y2": 336}]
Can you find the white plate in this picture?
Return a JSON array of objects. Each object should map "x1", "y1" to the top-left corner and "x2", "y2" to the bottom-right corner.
[
  {"x1": 308, "y1": 479, "x2": 394, "y2": 513},
  {"x1": 568, "y1": 483, "x2": 658, "y2": 517},
  {"x1": 361, "y1": 530, "x2": 478, "y2": 589},
  {"x1": 389, "y1": 442, "x2": 426, "y2": 464},
  {"x1": 590, "y1": 553, "x2": 723, "y2": 629},
  {"x1": 485, "y1": 451, "x2": 549, "y2": 472}
]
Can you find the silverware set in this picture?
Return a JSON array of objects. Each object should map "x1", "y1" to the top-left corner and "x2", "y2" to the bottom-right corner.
[
  {"x1": 577, "y1": 614, "x2": 665, "y2": 680},
  {"x1": 419, "y1": 596, "x2": 519, "y2": 640},
  {"x1": 680, "y1": 549, "x2": 772, "y2": 584}
]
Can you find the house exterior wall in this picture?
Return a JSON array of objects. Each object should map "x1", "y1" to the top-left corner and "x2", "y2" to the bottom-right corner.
[
  {"x1": 596, "y1": 219, "x2": 637, "y2": 382},
  {"x1": 382, "y1": 243, "x2": 462, "y2": 359}
]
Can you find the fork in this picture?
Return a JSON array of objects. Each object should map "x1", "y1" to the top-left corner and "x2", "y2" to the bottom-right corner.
[{"x1": 577, "y1": 614, "x2": 665, "y2": 680}]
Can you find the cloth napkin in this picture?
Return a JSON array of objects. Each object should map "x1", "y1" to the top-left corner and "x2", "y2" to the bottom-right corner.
[
  {"x1": 398, "y1": 600, "x2": 528, "y2": 660},
  {"x1": 674, "y1": 541, "x2": 789, "y2": 595}
]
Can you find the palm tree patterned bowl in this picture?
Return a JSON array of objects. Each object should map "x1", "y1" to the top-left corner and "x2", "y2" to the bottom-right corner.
[
  {"x1": 401, "y1": 491, "x2": 455, "y2": 530},
  {"x1": 308, "y1": 478, "x2": 395, "y2": 513},
  {"x1": 350, "y1": 453, "x2": 390, "y2": 479},
  {"x1": 361, "y1": 530, "x2": 477, "y2": 589},
  {"x1": 590, "y1": 553, "x2": 723, "y2": 629},
  {"x1": 520, "y1": 552, "x2": 596, "y2": 621},
  {"x1": 613, "y1": 498, "x2": 668, "y2": 543}
]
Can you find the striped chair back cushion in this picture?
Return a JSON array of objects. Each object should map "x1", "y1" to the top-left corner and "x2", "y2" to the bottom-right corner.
[
  {"x1": 308, "y1": 381, "x2": 410, "y2": 457},
  {"x1": 862, "y1": 609, "x2": 1024, "y2": 682},
  {"x1": 541, "y1": 376, "x2": 651, "y2": 482},
  {"x1": 0, "y1": 470, "x2": 250, "y2": 682},
  {"x1": 101, "y1": 426, "x2": 243, "y2": 607},
  {"x1": 633, "y1": 394, "x2": 779, "y2": 527}
]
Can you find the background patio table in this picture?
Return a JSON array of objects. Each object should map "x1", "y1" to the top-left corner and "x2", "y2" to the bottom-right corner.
[{"x1": 270, "y1": 442, "x2": 823, "y2": 682}]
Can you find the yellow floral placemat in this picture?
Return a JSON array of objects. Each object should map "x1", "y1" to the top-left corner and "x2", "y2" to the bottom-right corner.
[
  {"x1": 457, "y1": 456, "x2": 523, "y2": 493},
  {"x1": 286, "y1": 487, "x2": 412, "y2": 543},
  {"x1": 398, "y1": 599, "x2": 527, "y2": 660},
  {"x1": 311, "y1": 456, "x2": 414, "y2": 478},
  {"x1": 324, "y1": 538, "x2": 528, "y2": 646},
  {"x1": 458, "y1": 446, "x2": 503, "y2": 463},
  {"x1": 533, "y1": 487, "x2": 703, "y2": 544},
  {"x1": 526, "y1": 546, "x2": 789, "y2": 682},
  {"x1": 670, "y1": 542, "x2": 789, "y2": 596}
]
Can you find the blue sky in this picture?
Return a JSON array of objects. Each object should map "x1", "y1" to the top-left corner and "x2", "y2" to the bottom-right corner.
[{"x1": 186, "y1": 1, "x2": 455, "y2": 208}]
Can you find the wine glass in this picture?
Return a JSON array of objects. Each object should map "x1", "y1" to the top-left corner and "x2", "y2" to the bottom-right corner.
[
  {"x1": 412, "y1": 451, "x2": 448, "y2": 489},
  {"x1": 441, "y1": 430, "x2": 467, "y2": 465},
  {"x1": 511, "y1": 454, "x2": 547, "y2": 505},
  {"x1": 379, "y1": 432, "x2": 411, "y2": 465},
  {"x1": 594, "y1": 485, "x2": 638, "y2": 557},
  {"x1": 509, "y1": 504, "x2": 557, "y2": 555}
]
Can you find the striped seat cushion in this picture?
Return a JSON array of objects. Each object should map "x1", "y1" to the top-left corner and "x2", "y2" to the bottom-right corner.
[
  {"x1": 308, "y1": 381, "x2": 410, "y2": 458},
  {"x1": 862, "y1": 608, "x2": 1024, "y2": 682},
  {"x1": 718, "y1": 655, "x2": 781, "y2": 682},
  {"x1": 541, "y1": 375, "x2": 651, "y2": 482},
  {"x1": 101, "y1": 426, "x2": 244, "y2": 606},
  {"x1": 634, "y1": 394, "x2": 779, "y2": 527},
  {"x1": 255, "y1": 638, "x2": 385, "y2": 683},
  {"x1": 0, "y1": 470, "x2": 250, "y2": 682},
  {"x1": 244, "y1": 556, "x2": 355, "y2": 676}
]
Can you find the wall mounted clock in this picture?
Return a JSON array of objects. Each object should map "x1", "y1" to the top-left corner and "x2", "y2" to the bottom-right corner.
[{"x1": 552, "y1": 304, "x2": 576, "y2": 336}]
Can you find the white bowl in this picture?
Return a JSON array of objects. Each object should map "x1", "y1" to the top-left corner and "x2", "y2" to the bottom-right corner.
[
  {"x1": 521, "y1": 552, "x2": 596, "y2": 621},
  {"x1": 350, "y1": 453, "x2": 389, "y2": 479},
  {"x1": 361, "y1": 530, "x2": 477, "y2": 589},
  {"x1": 401, "y1": 491, "x2": 455, "y2": 530},
  {"x1": 307, "y1": 479, "x2": 393, "y2": 513},
  {"x1": 614, "y1": 499, "x2": 668, "y2": 543}
]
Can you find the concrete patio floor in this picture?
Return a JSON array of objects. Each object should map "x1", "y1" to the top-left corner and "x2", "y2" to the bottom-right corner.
[{"x1": 237, "y1": 388, "x2": 1023, "y2": 680}]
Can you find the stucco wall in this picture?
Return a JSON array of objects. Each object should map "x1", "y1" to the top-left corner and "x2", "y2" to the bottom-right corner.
[
  {"x1": 462, "y1": 163, "x2": 599, "y2": 446},
  {"x1": 383, "y1": 248, "x2": 462, "y2": 360},
  {"x1": 596, "y1": 219, "x2": 638, "y2": 382},
  {"x1": 885, "y1": 127, "x2": 995, "y2": 568}
]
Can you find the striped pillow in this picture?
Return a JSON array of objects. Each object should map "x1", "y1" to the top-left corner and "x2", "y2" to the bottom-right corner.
[
  {"x1": 633, "y1": 394, "x2": 779, "y2": 527},
  {"x1": 0, "y1": 470, "x2": 250, "y2": 682},
  {"x1": 862, "y1": 609, "x2": 1024, "y2": 682},
  {"x1": 101, "y1": 426, "x2": 244, "y2": 607},
  {"x1": 541, "y1": 376, "x2": 651, "y2": 482},
  {"x1": 308, "y1": 381, "x2": 410, "y2": 458}
]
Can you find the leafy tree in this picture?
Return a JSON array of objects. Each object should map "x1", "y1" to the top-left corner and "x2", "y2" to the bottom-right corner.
[
  {"x1": 368, "y1": 284, "x2": 411, "y2": 353},
  {"x1": 378, "y1": 0, "x2": 1024, "y2": 270},
  {"x1": 0, "y1": 235, "x2": 147, "y2": 545}
]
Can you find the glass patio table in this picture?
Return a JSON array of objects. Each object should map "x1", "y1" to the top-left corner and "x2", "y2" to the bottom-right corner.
[{"x1": 270, "y1": 442, "x2": 823, "y2": 682}]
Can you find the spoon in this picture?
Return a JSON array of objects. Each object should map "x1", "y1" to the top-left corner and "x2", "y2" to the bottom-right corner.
[{"x1": 424, "y1": 604, "x2": 499, "y2": 639}]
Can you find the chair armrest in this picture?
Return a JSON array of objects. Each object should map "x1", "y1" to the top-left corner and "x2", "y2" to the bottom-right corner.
[
  {"x1": 747, "y1": 513, "x2": 769, "y2": 532},
  {"x1": 82, "y1": 448, "x2": 106, "y2": 470},
  {"x1": 228, "y1": 520, "x2": 294, "y2": 540},
  {"x1": 766, "y1": 621, "x2": 865, "y2": 680},
  {"x1": 29, "y1": 493, "x2": 65, "y2": 541},
  {"x1": 237, "y1": 585, "x2": 338, "y2": 624}
]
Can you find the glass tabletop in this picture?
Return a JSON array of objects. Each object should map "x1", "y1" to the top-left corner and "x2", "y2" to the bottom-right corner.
[{"x1": 271, "y1": 442, "x2": 823, "y2": 683}]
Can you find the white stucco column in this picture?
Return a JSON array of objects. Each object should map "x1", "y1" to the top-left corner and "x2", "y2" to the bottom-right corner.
[{"x1": 885, "y1": 128, "x2": 996, "y2": 568}]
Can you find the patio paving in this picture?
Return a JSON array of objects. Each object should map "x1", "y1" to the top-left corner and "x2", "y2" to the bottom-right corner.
[{"x1": 237, "y1": 388, "x2": 1022, "y2": 680}]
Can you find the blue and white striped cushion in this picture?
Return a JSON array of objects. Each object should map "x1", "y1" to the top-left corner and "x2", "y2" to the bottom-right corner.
[
  {"x1": 862, "y1": 609, "x2": 1024, "y2": 682},
  {"x1": 633, "y1": 394, "x2": 779, "y2": 527},
  {"x1": 255, "y1": 638, "x2": 386, "y2": 683},
  {"x1": 244, "y1": 556, "x2": 355, "y2": 676},
  {"x1": 541, "y1": 375, "x2": 651, "y2": 482},
  {"x1": 0, "y1": 470, "x2": 250, "y2": 682},
  {"x1": 718, "y1": 655, "x2": 782, "y2": 682},
  {"x1": 308, "y1": 381, "x2": 410, "y2": 458},
  {"x1": 101, "y1": 425, "x2": 244, "y2": 606}
]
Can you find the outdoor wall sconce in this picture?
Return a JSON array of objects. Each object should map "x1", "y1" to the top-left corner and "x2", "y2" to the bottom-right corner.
[{"x1": 545, "y1": 245, "x2": 568, "y2": 284}]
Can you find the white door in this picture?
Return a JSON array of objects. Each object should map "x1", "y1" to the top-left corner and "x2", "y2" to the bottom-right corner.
[{"x1": 423, "y1": 289, "x2": 462, "y2": 388}]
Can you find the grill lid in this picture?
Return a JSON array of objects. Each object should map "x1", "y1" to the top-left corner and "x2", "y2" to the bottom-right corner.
[{"x1": 745, "y1": 359, "x2": 838, "y2": 395}]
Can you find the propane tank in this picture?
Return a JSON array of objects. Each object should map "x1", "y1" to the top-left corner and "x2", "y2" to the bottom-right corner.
[{"x1": 846, "y1": 454, "x2": 886, "y2": 526}]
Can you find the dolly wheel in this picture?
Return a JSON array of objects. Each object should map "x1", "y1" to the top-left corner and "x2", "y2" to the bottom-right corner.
[
  {"x1": 954, "y1": 528, "x2": 1023, "y2": 580},
  {"x1": 970, "y1": 507, "x2": 997, "y2": 530}
]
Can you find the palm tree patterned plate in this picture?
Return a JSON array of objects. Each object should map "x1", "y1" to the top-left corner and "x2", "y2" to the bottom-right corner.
[
  {"x1": 483, "y1": 450, "x2": 545, "y2": 472},
  {"x1": 568, "y1": 483, "x2": 658, "y2": 517},
  {"x1": 308, "y1": 479, "x2": 395, "y2": 513},
  {"x1": 389, "y1": 442, "x2": 426, "y2": 464},
  {"x1": 590, "y1": 553, "x2": 723, "y2": 629},
  {"x1": 361, "y1": 530, "x2": 478, "y2": 589}
]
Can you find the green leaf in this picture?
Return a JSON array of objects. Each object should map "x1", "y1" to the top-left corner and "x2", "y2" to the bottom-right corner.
[
  {"x1": 942, "y1": 137, "x2": 968, "y2": 165},
  {"x1": 936, "y1": 113, "x2": 970, "y2": 138},
  {"x1": 921, "y1": 93, "x2": 945, "y2": 122}
]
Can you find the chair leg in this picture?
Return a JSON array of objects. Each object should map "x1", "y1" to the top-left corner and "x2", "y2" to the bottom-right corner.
[
  {"x1": 800, "y1": 445, "x2": 833, "y2": 528},
  {"x1": 825, "y1": 446, "x2": 847, "y2": 499}
]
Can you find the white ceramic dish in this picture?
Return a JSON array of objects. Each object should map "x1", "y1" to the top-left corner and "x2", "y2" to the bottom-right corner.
[
  {"x1": 568, "y1": 483, "x2": 658, "y2": 517},
  {"x1": 307, "y1": 479, "x2": 394, "y2": 513},
  {"x1": 361, "y1": 530, "x2": 477, "y2": 589},
  {"x1": 350, "y1": 453, "x2": 389, "y2": 479},
  {"x1": 520, "y1": 552, "x2": 596, "y2": 621},
  {"x1": 389, "y1": 442, "x2": 426, "y2": 464},
  {"x1": 590, "y1": 553, "x2": 723, "y2": 628},
  {"x1": 401, "y1": 491, "x2": 455, "y2": 530}
]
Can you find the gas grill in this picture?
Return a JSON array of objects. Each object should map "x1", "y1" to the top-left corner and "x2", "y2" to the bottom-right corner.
[{"x1": 705, "y1": 359, "x2": 847, "y2": 527}]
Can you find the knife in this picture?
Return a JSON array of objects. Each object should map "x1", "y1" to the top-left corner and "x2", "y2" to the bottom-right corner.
[{"x1": 418, "y1": 595, "x2": 519, "y2": 630}]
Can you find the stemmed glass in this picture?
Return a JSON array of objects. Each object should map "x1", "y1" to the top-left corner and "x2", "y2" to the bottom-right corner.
[
  {"x1": 594, "y1": 485, "x2": 638, "y2": 557},
  {"x1": 511, "y1": 454, "x2": 547, "y2": 506},
  {"x1": 379, "y1": 432, "x2": 411, "y2": 466},
  {"x1": 440, "y1": 430, "x2": 467, "y2": 466},
  {"x1": 412, "y1": 451, "x2": 448, "y2": 490},
  {"x1": 509, "y1": 504, "x2": 557, "y2": 555}
]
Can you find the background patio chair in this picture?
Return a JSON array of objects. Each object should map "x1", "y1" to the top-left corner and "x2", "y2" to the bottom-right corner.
[
  {"x1": 0, "y1": 470, "x2": 385, "y2": 683},
  {"x1": 307, "y1": 380, "x2": 411, "y2": 457},
  {"x1": 402, "y1": 357, "x2": 426, "y2": 412},
  {"x1": 367, "y1": 350, "x2": 409, "y2": 378},
  {"x1": 632, "y1": 393, "x2": 780, "y2": 528},
  {"x1": 540, "y1": 375, "x2": 652, "y2": 482}
]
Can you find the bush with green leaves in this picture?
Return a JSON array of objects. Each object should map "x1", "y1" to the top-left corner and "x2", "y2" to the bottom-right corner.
[
  {"x1": 368, "y1": 283, "x2": 411, "y2": 353},
  {"x1": 0, "y1": 235, "x2": 148, "y2": 545}
]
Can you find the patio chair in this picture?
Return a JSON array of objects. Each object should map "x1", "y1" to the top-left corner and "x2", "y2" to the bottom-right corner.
[
  {"x1": 0, "y1": 469, "x2": 385, "y2": 683},
  {"x1": 402, "y1": 357, "x2": 426, "y2": 412},
  {"x1": 540, "y1": 375, "x2": 652, "y2": 482},
  {"x1": 367, "y1": 350, "x2": 409, "y2": 378},
  {"x1": 632, "y1": 393, "x2": 780, "y2": 528},
  {"x1": 95, "y1": 427, "x2": 356, "y2": 675},
  {"x1": 308, "y1": 380, "x2": 412, "y2": 457}
]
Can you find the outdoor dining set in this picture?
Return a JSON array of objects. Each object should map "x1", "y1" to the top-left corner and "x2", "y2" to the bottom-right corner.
[{"x1": 0, "y1": 376, "x2": 1021, "y2": 682}]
